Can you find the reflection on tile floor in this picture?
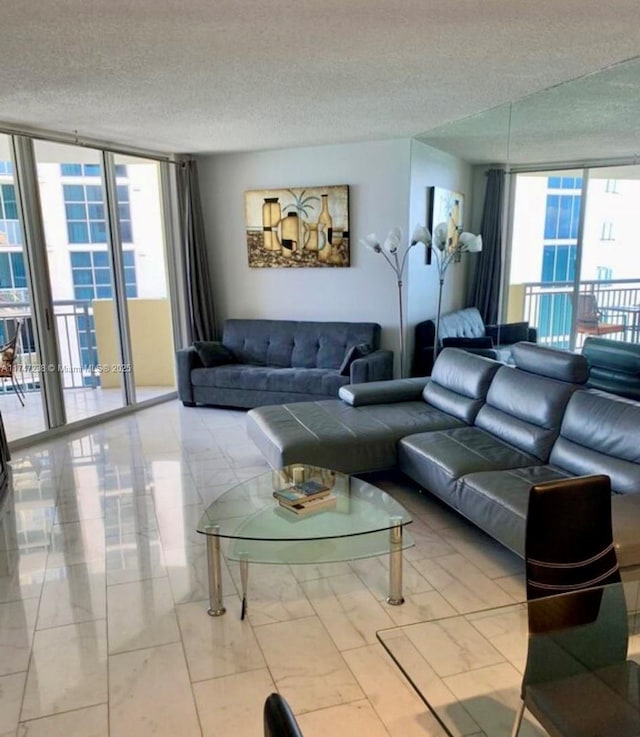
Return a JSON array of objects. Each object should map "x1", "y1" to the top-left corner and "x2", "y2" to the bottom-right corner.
[{"x1": 0, "y1": 401, "x2": 527, "y2": 737}]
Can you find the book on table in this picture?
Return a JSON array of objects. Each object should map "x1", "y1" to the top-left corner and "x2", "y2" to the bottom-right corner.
[
  {"x1": 277, "y1": 493, "x2": 337, "y2": 516},
  {"x1": 273, "y1": 480, "x2": 330, "y2": 506}
]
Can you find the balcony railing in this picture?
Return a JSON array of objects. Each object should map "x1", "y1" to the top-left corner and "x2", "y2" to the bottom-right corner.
[
  {"x1": 517, "y1": 279, "x2": 640, "y2": 349},
  {"x1": 0, "y1": 299, "x2": 98, "y2": 396}
]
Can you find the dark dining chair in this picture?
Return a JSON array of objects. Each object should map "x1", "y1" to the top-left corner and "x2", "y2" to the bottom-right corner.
[
  {"x1": 576, "y1": 293, "x2": 626, "y2": 337},
  {"x1": 0, "y1": 319, "x2": 26, "y2": 406},
  {"x1": 264, "y1": 693, "x2": 304, "y2": 737},
  {"x1": 511, "y1": 475, "x2": 640, "y2": 737}
]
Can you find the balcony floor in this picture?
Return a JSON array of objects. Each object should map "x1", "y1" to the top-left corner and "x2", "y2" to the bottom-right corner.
[{"x1": 0, "y1": 386, "x2": 172, "y2": 442}]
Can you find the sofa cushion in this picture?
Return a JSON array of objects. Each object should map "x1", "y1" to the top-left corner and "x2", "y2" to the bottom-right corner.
[
  {"x1": 422, "y1": 348, "x2": 501, "y2": 423},
  {"x1": 438, "y1": 307, "x2": 486, "y2": 341},
  {"x1": 246, "y1": 399, "x2": 466, "y2": 474},
  {"x1": 583, "y1": 337, "x2": 640, "y2": 400},
  {"x1": 549, "y1": 389, "x2": 640, "y2": 493},
  {"x1": 193, "y1": 340, "x2": 236, "y2": 367},
  {"x1": 488, "y1": 322, "x2": 530, "y2": 345},
  {"x1": 191, "y1": 365, "x2": 350, "y2": 396},
  {"x1": 398, "y1": 426, "x2": 540, "y2": 506},
  {"x1": 221, "y1": 319, "x2": 381, "y2": 369},
  {"x1": 457, "y1": 465, "x2": 572, "y2": 555},
  {"x1": 339, "y1": 343, "x2": 372, "y2": 376},
  {"x1": 441, "y1": 336, "x2": 494, "y2": 350},
  {"x1": 474, "y1": 364, "x2": 579, "y2": 461},
  {"x1": 511, "y1": 342, "x2": 589, "y2": 383}
]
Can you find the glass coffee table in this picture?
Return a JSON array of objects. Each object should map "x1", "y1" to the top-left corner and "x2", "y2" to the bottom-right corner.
[{"x1": 196, "y1": 464, "x2": 414, "y2": 618}]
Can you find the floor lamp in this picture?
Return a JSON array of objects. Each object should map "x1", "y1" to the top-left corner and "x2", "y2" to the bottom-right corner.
[
  {"x1": 362, "y1": 225, "x2": 432, "y2": 378},
  {"x1": 429, "y1": 225, "x2": 483, "y2": 366}
]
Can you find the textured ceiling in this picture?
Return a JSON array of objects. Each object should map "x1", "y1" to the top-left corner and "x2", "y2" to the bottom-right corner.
[
  {"x1": 0, "y1": 0, "x2": 639, "y2": 155},
  {"x1": 419, "y1": 57, "x2": 640, "y2": 165}
]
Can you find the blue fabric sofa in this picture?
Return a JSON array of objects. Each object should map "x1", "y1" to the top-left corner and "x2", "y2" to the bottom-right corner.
[{"x1": 176, "y1": 319, "x2": 393, "y2": 409}]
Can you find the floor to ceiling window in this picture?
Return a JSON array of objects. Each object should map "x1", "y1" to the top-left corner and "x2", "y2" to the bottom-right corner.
[
  {"x1": 0, "y1": 134, "x2": 179, "y2": 442},
  {"x1": 506, "y1": 165, "x2": 640, "y2": 351},
  {"x1": 0, "y1": 135, "x2": 47, "y2": 438}
]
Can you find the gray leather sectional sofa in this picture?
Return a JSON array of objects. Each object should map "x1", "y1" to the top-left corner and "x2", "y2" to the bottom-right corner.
[
  {"x1": 176, "y1": 319, "x2": 393, "y2": 408},
  {"x1": 247, "y1": 342, "x2": 640, "y2": 572}
]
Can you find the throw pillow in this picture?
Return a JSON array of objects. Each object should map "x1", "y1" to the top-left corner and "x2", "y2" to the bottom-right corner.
[
  {"x1": 339, "y1": 343, "x2": 372, "y2": 376},
  {"x1": 442, "y1": 337, "x2": 494, "y2": 349},
  {"x1": 193, "y1": 341, "x2": 236, "y2": 368}
]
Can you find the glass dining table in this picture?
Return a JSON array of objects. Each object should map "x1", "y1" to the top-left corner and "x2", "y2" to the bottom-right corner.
[{"x1": 377, "y1": 580, "x2": 640, "y2": 737}]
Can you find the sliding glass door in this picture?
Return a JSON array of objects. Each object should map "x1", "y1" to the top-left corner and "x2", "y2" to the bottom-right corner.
[
  {"x1": 0, "y1": 135, "x2": 47, "y2": 438},
  {"x1": 576, "y1": 167, "x2": 640, "y2": 347},
  {"x1": 0, "y1": 133, "x2": 178, "y2": 441},
  {"x1": 33, "y1": 140, "x2": 127, "y2": 423},
  {"x1": 506, "y1": 165, "x2": 640, "y2": 350},
  {"x1": 111, "y1": 154, "x2": 175, "y2": 402}
]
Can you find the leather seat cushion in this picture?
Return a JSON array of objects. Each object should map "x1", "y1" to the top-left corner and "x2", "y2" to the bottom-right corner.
[
  {"x1": 457, "y1": 465, "x2": 571, "y2": 555},
  {"x1": 191, "y1": 365, "x2": 349, "y2": 396},
  {"x1": 398, "y1": 427, "x2": 540, "y2": 507},
  {"x1": 247, "y1": 399, "x2": 465, "y2": 474}
]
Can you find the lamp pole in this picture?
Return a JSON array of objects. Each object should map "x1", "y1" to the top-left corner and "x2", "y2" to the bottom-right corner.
[
  {"x1": 433, "y1": 276, "x2": 445, "y2": 368},
  {"x1": 397, "y1": 276, "x2": 405, "y2": 378}
]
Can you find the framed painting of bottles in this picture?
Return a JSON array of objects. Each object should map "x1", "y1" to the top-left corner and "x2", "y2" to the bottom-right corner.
[{"x1": 245, "y1": 185, "x2": 350, "y2": 267}]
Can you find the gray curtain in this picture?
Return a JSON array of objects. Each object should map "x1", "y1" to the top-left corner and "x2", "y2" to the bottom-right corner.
[
  {"x1": 177, "y1": 158, "x2": 217, "y2": 341},
  {"x1": 470, "y1": 168, "x2": 504, "y2": 325}
]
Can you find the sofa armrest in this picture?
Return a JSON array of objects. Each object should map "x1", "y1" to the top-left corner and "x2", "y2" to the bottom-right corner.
[
  {"x1": 349, "y1": 349, "x2": 393, "y2": 383},
  {"x1": 339, "y1": 377, "x2": 430, "y2": 407},
  {"x1": 176, "y1": 347, "x2": 203, "y2": 404},
  {"x1": 527, "y1": 326, "x2": 538, "y2": 342},
  {"x1": 485, "y1": 321, "x2": 531, "y2": 345}
]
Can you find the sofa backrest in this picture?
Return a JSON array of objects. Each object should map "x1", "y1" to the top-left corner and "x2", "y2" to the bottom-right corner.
[
  {"x1": 550, "y1": 389, "x2": 640, "y2": 494},
  {"x1": 474, "y1": 343, "x2": 588, "y2": 461},
  {"x1": 222, "y1": 319, "x2": 381, "y2": 369},
  {"x1": 438, "y1": 307, "x2": 485, "y2": 342},
  {"x1": 511, "y1": 341, "x2": 589, "y2": 384},
  {"x1": 582, "y1": 336, "x2": 640, "y2": 400},
  {"x1": 423, "y1": 348, "x2": 501, "y2": 423}
]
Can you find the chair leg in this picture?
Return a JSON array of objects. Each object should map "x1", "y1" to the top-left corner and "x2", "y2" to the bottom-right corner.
[
  {"x1": 11, "y1": 374, "x2": 25, "y2": 407},
  {"x1": 511, "y1": 699, "x2": 525, "y2": 737}
]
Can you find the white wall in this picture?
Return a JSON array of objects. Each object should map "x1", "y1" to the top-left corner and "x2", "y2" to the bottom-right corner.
[
  {"x1": 406, "y1": 140, "x2": 474, "y2": 360},
  {"x1": 197, "y1": 139, "x2": 413, "y2": 374}
]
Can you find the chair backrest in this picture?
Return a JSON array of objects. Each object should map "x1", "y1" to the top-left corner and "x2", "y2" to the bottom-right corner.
[
  {"x1": 526, "y1": 474, "x2": 620, "y2": 599},
  {"x1": 0, "y1": 319, "x2": 23, "y2": 369},
  {"x1": 577, "y1": 293, "x2": 600, "y2": 327},
  {"x1": 522, "y1": 476, "x2": 627, "y2": 691},
  {"x1": 264, "y1": 693, "x2": 304, "y2": 737}
]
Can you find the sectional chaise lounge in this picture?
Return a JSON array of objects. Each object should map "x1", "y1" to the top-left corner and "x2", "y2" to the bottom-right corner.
[{"x1": 247, "y1": 342, "x2": 640, "y2": 574}]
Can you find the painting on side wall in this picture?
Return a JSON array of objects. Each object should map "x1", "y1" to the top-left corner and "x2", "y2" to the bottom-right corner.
[
  {"x1": 245, "y1": 185, "x2": 350, "y2": 268},
  {"x1": 426, "y1": 187, "x2": 464, "y2": 264}
]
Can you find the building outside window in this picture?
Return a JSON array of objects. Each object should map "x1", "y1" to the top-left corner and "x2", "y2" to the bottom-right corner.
[
  {"x1": 600, "y1": 221, "x2": 615, "y2": 241},
  {"x1": 61, "y1": 166, "x2": 132, "y2": 245},
  {"x1": 0, "y1": 182, "x2": 21, "y2": 246},
  {"x1": 70, "y1": 250, "x2": 137, "y2": 372},
  {"x1": 537, "y1": 178, "x2": 582, "y2": 346}
]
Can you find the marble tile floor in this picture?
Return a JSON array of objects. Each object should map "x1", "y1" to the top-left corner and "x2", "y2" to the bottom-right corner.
[{"x1": 0, "y1": 400, "x2": 528, "y2": 737}]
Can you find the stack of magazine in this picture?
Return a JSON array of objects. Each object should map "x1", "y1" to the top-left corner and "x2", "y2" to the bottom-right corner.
[{"x1": 273, "y1": 479, "x2": 336, "y2": 516}]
